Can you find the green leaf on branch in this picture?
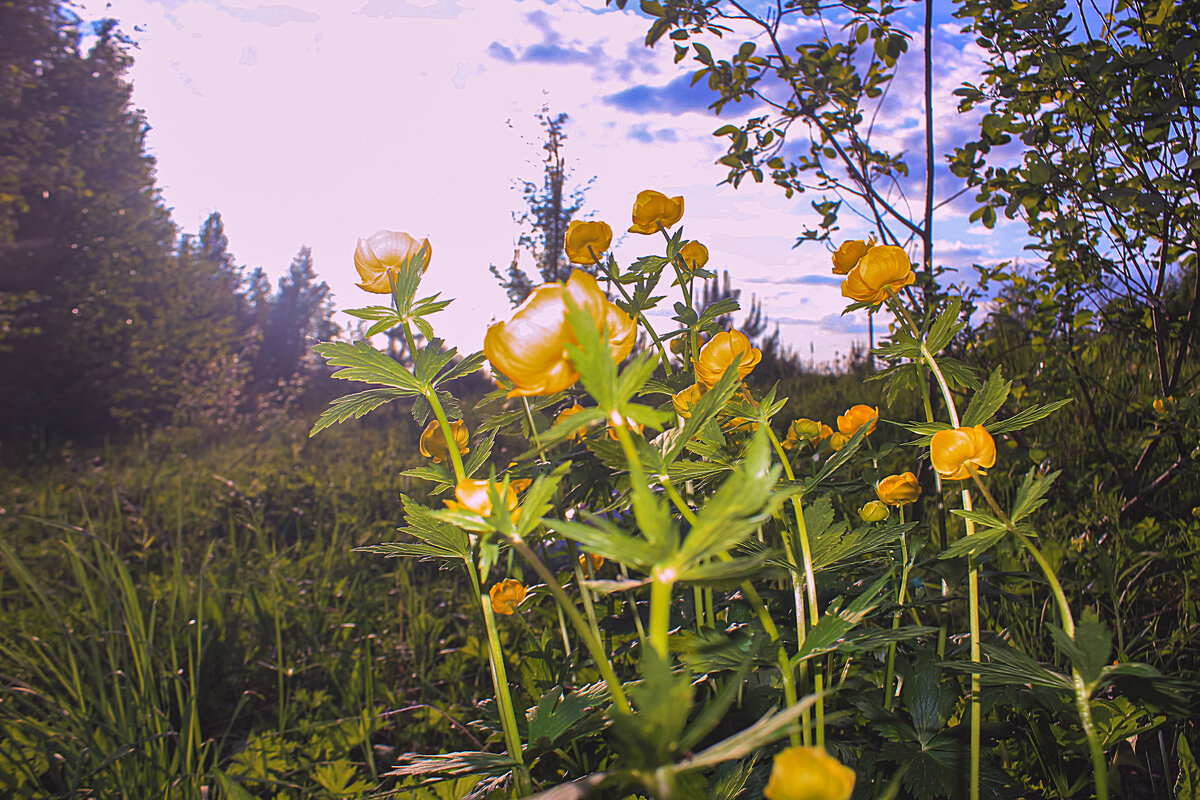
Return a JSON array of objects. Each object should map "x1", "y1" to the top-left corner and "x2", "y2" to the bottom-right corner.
[
  {"x1": 985, "y1": 399, "x2": 1072, "y2": 435},
  {"x1": 1049, "y1": 612, "x2": 1112, "y2": 686},
  {"x1": 924, "y1": 297, "x2": 965, "y2": 355},
  {"x1": 309, "y1": 387, "x2": 414, "y2": 436},
  {"x1": 1010, "y1": 469, "x2": 1060, "y2": 524},
  {"x1": 941, "y1": 642, "x2": 1072, "y2": 690},
  {"x1": 791, "y1": 574, "x2": 890, "y2": 664},
  {"x1": 961, "y1": 367, "x2": 1011, "y2": 427},
  {"x1": 314, "y1": 340, "x2": 422, "y2": 391}
]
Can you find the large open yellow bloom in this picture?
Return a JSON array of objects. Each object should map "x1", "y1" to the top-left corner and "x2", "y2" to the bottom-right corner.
[
  {"x1": 840, "y1": 244, "x2": 914, "y2": 305},
  {"x1": 489, "y1": 579, "x2": 526, "y2": 615},
  {"x1": 764, "y1": 746, "x2": 856, "y2": 800},
  {"x1": 353, "y1": 230, "x2": 431, "y2": 293},
  {"x1": 629, "y1": 189, "x2": 684, "y2": 234},
  {"x1": 693, "y1": 330, "x2": 762, "y2": 388},
  {"x1": 418, "y1": 419, "x2": 469, "y2": 464},
  {"x1": 931, "y1": 425, "x2": 996, "y2": 480},
  {"x1": 877, "y1": 471, "x2": 921, "y2": 506},
  {"x1": 564, "y1": 220, "x2": 613, "y2": 264},
  {"x1": 484, "y1": 270, "x2": 636, "y2": 397}
]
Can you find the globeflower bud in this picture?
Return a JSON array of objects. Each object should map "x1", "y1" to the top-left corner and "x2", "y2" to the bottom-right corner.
[
  {"x1": 764, "y1": 746, "x2": 856, "y2": 800},
  {"x1": 489, "y1": 579, "x2": 526, "y2": 615},
  {"x1": 693, "y1": 330, "x2": 762, "y2": 388},
  {"x1": 564, "y1": 220, "x2": 613, "y2": 265},
  {"x1": 859, "y1": 500, "x2": 890, "y2": 523},
  {"x1": 673, "y1": 383, "x2": 705, "y2": 419},
  {"x1": 930, "y1": 425, "x2": 996, "y2": 480},
  {"x1": 354, "y1": 230, "x2": 432, "y2": 293},
  {"x1": 629, "y1": 189, "x2": 684, "y2": 234},
  {"x1": 840, "y1": 244, "x2": 915, "y2": 305},
  {"x1": 418, "y1": 419, "x2": 469, "y2": 464},
  {"x1": 876, "y1": 472, "x2": 921, "y2": 506},
  {"x1": 678, "y1": 240, "x2": 709, "y2": 272},
  {"x1": 554, "y1": 403, "x2": 587, "y2": 441},
  {"x1": 831, "y1": 238, "x2": 873, "y2": 275}
]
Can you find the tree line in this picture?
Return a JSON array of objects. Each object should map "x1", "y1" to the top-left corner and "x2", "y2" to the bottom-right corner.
[{"x1": 0, "y1": 2, "x2": 337, "y2": 450}]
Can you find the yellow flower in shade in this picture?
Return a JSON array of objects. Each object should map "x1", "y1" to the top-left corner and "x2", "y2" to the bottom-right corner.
[
  {"x1": 629, "y1": 189, "x2": 684, "y2": 234},
  {"x1": 678, "y1": 240, "x2": 709, "y2": 272},
  {"x1": 564, "y1": 220, "x2": 613, "y2": 265},
  {"x1": 877, "y1": 472, "x2": 921, "y2": 506},
  {"x1": 606, "y1": 415, "x2": 644, "y2": 441},
  {"x1": 831, "y1": 238, "x2": 873, "y2": 275},
  {"x1": 445, "y1": 478, "x2": 520, "y2": 520},
  {"x1": 859, "y1": 500, "x2": 890, "y2": 523},
  {"x1": 693, "y1": 330, "x2": 762, "y2": 388},
  {"x1": 353, "y1": 230, "x2": 432, "y2": 293},
  {"x1": 489, "y1": 579, "x2": 527, "y2": 615},
  {"x1": 828, "y1": 432, "x2": 849, "y2": 452},
  {"x1": 930, "y1": 425, "x2": 996, "y2": 480},
  {"x1": 579, "y1": 552, "x2": 604, "y2": 572},
  {"x1": 764, "y1": 746, "x2": 856, "y2": 800},
  {"x1": 673, "y1": 383, "x2": 705, "y2": 418},
  {"x1": 418, "y1": 419, "x2": 469, "y2": 464},
  {"x1": 484, "y1": 270, "x2": 636, "y2": 397},
  {"x1": 783, "y1": 418, "x2": 825, "y2": 449},
  {"x1": 840, "y1": 244, "x2": 915, "y2": 305},
  {"x1": 1152, "y1": 396, "x2": 1174, "y2": 414},
  {"x1": 837, "y1": 404, "x2": 879, "y2": 438},
  {"x1": 554, "y1": 403, "x2": 587, "y2": 440}
]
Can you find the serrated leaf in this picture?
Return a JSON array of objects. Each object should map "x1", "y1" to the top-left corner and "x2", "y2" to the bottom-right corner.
[
  {"x1": 942, "y1": 642, "x2": 1072, "y2": 690},
  {"x1": 924, "y1": 297, "x2": 964, "y2": 354},
  {"x1": 384, "y1": 751, "x2": 517, "y2": 780},
  {"x1": 527, "y1": 688, "x2": 588, "y2": 753},
  {"x1": 961, "y1": 367, "x2": 1011, "y2": 427},
  {"x1": 1049, "y1": 615, "x2": 1112, "y2": 686},
  {"x1": 411, "y1": 338, "x2": 457, "y2": 385},
  {"x1": 435, "y1": 350, "x2": 486, "y2": 386},
  {"x1": 309, "y1": 387, "x2": 414, "y2": 436},
  {"x1": 938, "y1": 526, "x2": 1008, "y2": 560},
  {"x1": 314, "y1": 340, "x2": 421, "y2": 390},
  {"x1": 985, "y1": 399, "x2": 1072, "y2": 434},
  {"x1": 1010, "y1": 469, "x2": 1060, "y2": 524},
  {"x1": 792, "y1": 574, "x2": 890, "y2": 663}
]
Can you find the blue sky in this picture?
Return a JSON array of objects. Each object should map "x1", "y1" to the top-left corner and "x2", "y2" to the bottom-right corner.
[{"x1": 78, "y1": 0, "x2": 1028, "y2": 367}]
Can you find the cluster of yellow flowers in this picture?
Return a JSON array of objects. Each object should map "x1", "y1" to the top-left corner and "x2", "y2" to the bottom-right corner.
[{"x1": 783, "y1": 404, "x2": 877, "y2": 452}]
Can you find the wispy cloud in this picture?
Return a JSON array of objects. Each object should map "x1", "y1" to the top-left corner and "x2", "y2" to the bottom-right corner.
[
  {"x1": 220, "y1": 3, "x2": 318, "y2": 26},
  {"x1": 356, "y1": 0, "x2": 465, "y2": 19}
]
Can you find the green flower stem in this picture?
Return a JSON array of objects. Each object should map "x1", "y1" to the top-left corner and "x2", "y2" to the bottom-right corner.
[
  {"x1": 661, "y1": 475, "x2": 801, "y2": 746},
  {"x1": 464, "y1": 559, "x2": 529, "y2": 794},
  {"x1": 968, "y1": 472, "x2": 1109, "y2": 800},
  {"x1": 883, "y1": 512, "x2": 911, "y2": 711},
  {"x1": 566, "y1": 540, "x2": 605, "y2": 657},
  {"x1": 657, "y1": 224, "x2": 700, "y2": 365},
  {"x1": 589, "y1": 246, "x2": 672, "y2": 374},
  {"x1": 886, "y1": 292, "x2": 981, "y2": 800},
  {"x1": 521, "y1": 397, "x2": 544, "y2": 454},
  {"x1": 507, "y1": 536, "x2": 631, "y2": 714},
  {"x1": 402, "y1": 320, "x2": 467, "y2": 483},
  {"x1": 766, "y1": 426, "x2": 824, "y2": 747}
]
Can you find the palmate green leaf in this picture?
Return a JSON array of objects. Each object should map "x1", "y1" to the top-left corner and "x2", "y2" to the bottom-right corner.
[
  {"x1": 941, "y1": 642, "x2": 1072, "y2": 690},
  {"x1": 434, "y1": 350, "x2": 486, "y2": 386},
  {"x1": 937, "y1": 526, "x2": 1008, "y2": 560},
  {"x1": 313, "y1": 340, "x2": 421, "y2": 391},
  {"x1": 515, "y1": 463, "x2": 569, "y2": 539},
  {"x1": 678, "y1": 661, "x2": 752, "y2": 753},
  {"x1": 892, "y1": 419, "x2": 952, "y2": 447},
  {"x1": 527, "y1": 687, "x2": 589, "y2": 754},
  {"x1": 411, "y1": 391, "x2": 461, "y2": 426},
  {"x1": 924, "y1": 297, "x2": 965, "y2": 355},
  {"x1": 388, "y1": 246, "x2": 430, "y2": 313},
  {"x1": 384, "y1": 751, "x2": 517, "y2": 781},
  {"x1": 399, "y1": 463, "x2": 455, "y2": 493},
  {"x1": 1049, "y1": 613, "x2": 1112, "y2": 685},
  {"x1": 937, "y1": 357, "x2": 982, "y2": 392},
  {"x1": 343, "y1": 304, "x2": 396, "y2": 321},
  {"x1": 679, "y1": 430, "x2": 780, "y2": 565},
  {"x1": 985, "y1": 399, "x2": 1072, "y2": 435},
  {"x1": 1010, "y1": 469, "x2": 1060, "y2": 524},
  {"x1": 609, "y1": 651, "x2": 694, "y2": 769},
  {"x1": 358, "y1": 495, "x2": 473, "y2": 565},
  {"x1": 838, "y1": 625, "x2": 941, "y2": 653},
  {"x1": 411, "y1": 337, "x2": 456, "y2": 386},
  {"x1": 309, "y1": 387, "x2": 415, "y2": 436},
  {"x1": 873, "y1": 330, "x2": 921, "y2": 360},
  {"x1": 961, "y1": 367, "x2": 1011, "y2": 427},
  {"x1": 903, "y1": 650, "x2": 956, "y2": 745},
  {"x1": 803, "y1": 420, "x2": 871, "y2": 494},
  {"x1": 462, "y1": 428, "x2": 497, "y2": 478},
  {"x1": 552, "y1": 516, "x2": 665, "y2": 571},
  {"x1": 676, "y1": 695, "x2": 819, "y2": 773},
  {"x1": 811, "y1": 520, "x2": 912, "y2": 572},
  {"x1": 563, "y1": 302, "x2": 618, "y2": 410},
  {"x1": 677, "y1": 550, "x2": 775, "y2": 586},
  {"x1": 1176, "y1": 733, "x2": 1199, "y2": 800},
  {"x1": 791, "y1": 573, "x2": 890, "y2": 664},
  {"x1": 697, "y1": 297, "x2": 740, "y2": 327}
]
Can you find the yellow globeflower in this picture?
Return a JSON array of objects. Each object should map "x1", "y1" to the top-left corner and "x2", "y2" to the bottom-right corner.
[
  {"x1": 828, "y1": 432, "x2": 849, "y2": 452},
  {"x1": 673, "y1": 383, "x2": 705, "y2": 419},
  {"x1": 629, "y1": 189, "x2": 684, "y2": 234},
  {"x1": 489, "y1": 579, "x2": 526, "y2": 615},
  {"x1": 876, "y1": 472, "x2": 921, "y2": 506},
  {"x1": 693, "y1": 330, "x2": 762, "y2": 388},
  {"x1": 554, "y1": 402, "x2": 587, "y2": 441},
  {"x1": 484, "y1": 270, "x2": 636, "y2": 397},
  {"x1": 354, "y1": 230, "x2": 432, "y2": 293},
  {"x1": 445, "y1": 478, "x2": 520, "y2": 520},
  {"x1": 678, "y1": 240, "x2": 709, "y2": 272},
  {"x1": 784, "y1": 418, "x2": 825, "y2": 449},
  {"x1": 764, "y1": 746, "x2": 856, "y2": 800},
  {"x1": 831, "y1": 238, "x2": 873, "y2": 275},
  {"x1": 418, "y1": 419, "x2": 469, "y2": 464},
  {"x1": 930, "y1": 425, "x2": 996, "y2": 480},
  {"x1": 837, "y1": 404, "x2": 879, "y2": 438},
  {"x1": 564, "y1": 220, "x2": 613, "y2": 265},
  {"x1": 840, "y1": 244, "x2": 914, "y2": 305},
  {"x1": 1152, "y1": 396, "x2": 1174, "y2": 414},
  {"x1": 579, "y1": 552, "x2": 604, "y2": 572},
  {"x1": 859, "y1": 500, "x2": 890, "y2": 523}
]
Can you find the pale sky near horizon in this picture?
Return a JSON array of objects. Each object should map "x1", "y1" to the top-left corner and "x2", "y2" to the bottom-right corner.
[{"x1": 77, "y1": 0, "x2": 1026, "y2": 368}]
